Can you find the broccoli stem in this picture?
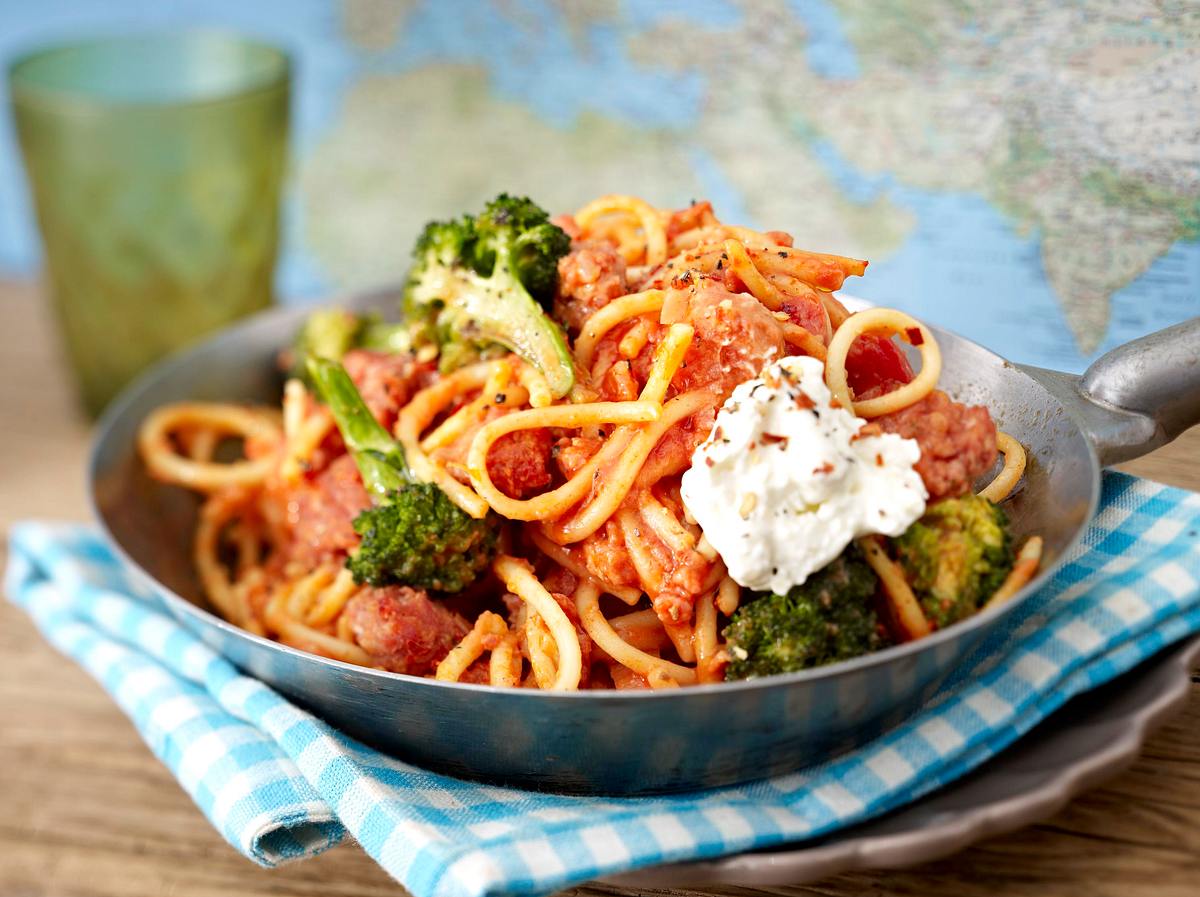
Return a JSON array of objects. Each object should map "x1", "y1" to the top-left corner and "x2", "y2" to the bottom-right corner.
[
  {"x1": 306, "y1": 356, "x2": 412, "y2": 500},
  {"x1": 483, "y1": 245, "x2": 574, "y2": 396}
]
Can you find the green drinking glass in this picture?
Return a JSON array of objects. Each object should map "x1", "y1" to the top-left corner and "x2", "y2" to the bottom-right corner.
[{"x1": 9, "y1": 32, "x2": 290, "y2": 416}]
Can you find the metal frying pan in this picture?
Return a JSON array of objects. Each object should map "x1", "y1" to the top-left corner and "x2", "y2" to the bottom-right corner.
[{"x1": 89, "y1": 288, "x2": 1200, "y2": 795}]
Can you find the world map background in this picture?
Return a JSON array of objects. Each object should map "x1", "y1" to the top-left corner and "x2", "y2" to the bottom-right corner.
[{"x1": 1, "y1": 0, "x2": 1197, "y2": 373}]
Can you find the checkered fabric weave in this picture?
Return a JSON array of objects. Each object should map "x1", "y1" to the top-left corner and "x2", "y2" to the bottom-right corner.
[{"x1": 6, "y1": 473, "x2": 1200, "y2": 897}]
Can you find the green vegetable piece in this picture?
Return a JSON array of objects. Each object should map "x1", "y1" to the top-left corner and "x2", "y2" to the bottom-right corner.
[
  {"x1": 724, "y1": 547, "x2": 887, "y2": 680},
  {"x1": 402, "y1": 194, "x2": 574, "y2": 397},
  {"x1": 357, "y1": 322, "x2": 411, "y2": 355},
  {"x1": 289, "y1": 308, "x2": 363, "y2": 383},
  {"x1": 894, "y1": 494, "x2": 1015, "y2": 629},
  {"x1": 306, "y1": 356, "x2": 495, "y2": 593},
  {"x1": 472, "y1": 193, "x2": 572, "y2": 304},
  {"x1": 289, "y1": 308, "x2": 410, "y2": 385}
]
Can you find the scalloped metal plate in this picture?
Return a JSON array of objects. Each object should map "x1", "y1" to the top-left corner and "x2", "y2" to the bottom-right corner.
[{"x1": 607, "y1": 635, "x2": 1200, "y2": 889}]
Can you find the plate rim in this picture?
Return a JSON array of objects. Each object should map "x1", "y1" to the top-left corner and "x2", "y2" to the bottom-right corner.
[{"x1": 603, "y1": 633, "x2": 1200, "y2": 888}]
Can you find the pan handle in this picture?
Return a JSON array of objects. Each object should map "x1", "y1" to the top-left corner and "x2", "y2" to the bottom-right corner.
[{"x1": 1021, "y1": 316, "x2": 1200, "y2": 466}]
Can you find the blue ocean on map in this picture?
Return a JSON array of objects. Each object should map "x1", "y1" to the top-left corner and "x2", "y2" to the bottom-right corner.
[
  {"x1": 1, "y1": 0, "x2": 1196, "y2": 375},
  {"x1": 805, "y1": 137, "x2": 1200, "y2": 371}
]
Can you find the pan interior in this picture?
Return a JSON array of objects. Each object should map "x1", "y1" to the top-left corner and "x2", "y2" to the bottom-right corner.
[{"x1": 927, "y1": 335, "x2": 1097, "y2": 568}]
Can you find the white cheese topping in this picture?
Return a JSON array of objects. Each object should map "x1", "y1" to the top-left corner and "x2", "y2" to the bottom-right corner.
[{"x1": 680, "y1": 355, "x2": 927, "y2": 595}]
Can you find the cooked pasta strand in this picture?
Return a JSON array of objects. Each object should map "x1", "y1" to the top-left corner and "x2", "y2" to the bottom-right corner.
[
  {"x1": 664, "y1": 621, "x2": 697, "y2": 664},
  {"x1": 618, "y1": 318, "x2": 653, "y2": 359},
  {"x1": 488, "y1": 632, "x2": 523, "y2": 688},
  {"x1": 437, "y1": 611, "x2": 508, "y2": 683},
  {"x1": 979, "y1": 431, "x2": 1027, "y2": 503},
  {"x1": 530, "y1": 530, "x2": 642, "y2": 604},
  {"x1": 639, "y1": 494, "x2": 697, "y2": 555},
  {"x1": 263, "y1": 583, "x2": 374, "y2": 666},
  {"x1": 858, "y1": 535, "x2": 932, "y2": 641},
  {"x1": 286, "y1": 566, "x2": 337, "y2": 619},
  {"x1": 181, "y1": 427, "x2": 219, "y2": 463},
  {"x1": 638, "y1": 323, "x2": 693, "y2": 405},
  {"x1": 395, "y1": 362, "x2": 497, "y2": 518},
  {"x1": 193, "y1": 488, "x2": 253, "y2": 624},
  {"x1": 575, "y1": 290, "x2": 665, "y2": 369},
  {"x1": 542, "y1": 390, "x2": 713, "y2": 544},
  {"x1": 984, "y1": 537, "x2": 1044, "y2": 609},
  {"x1": 304, "y1": 568, "x2": 360, "y2": 627},
  {"x1": 420, "y1": 361, "x2": 512, "y2": 452},
  {"x1": 693, "y1": 589, "x2": 722, "y2": 684},
  {"x1": 609, "y1": 609, "x2": 673, "y2": 651},
  {"x1": 695, "y1": 534, "x2": 719, "y2": 563},
  {"x1": 575, "y1": 195, "x2": 668, "y2": 266},
  {"x1": 467, "y1": 402, "x2": 659, "y2": 521},
  {"x1": 525, "y1": 610, "x2": 560, "y2": 689},
  {"x1": 723, "y1": 239, "x2": 787, "y2": 311},
  {"x1": 825, "y1": 309, "x2": 941, "y2": 418},
  {"x1": 716, "y1": 575, "x2": 741, "y2": 616},
  {"x1": 140, "y1": 403, "x2": 281, "y2": 491},
  {"x1": 515, "y1": 361, "x2": 553, "y2": 409},
  {"x1": 494, "y1": 555, "x2": 583, "y2": 690},
  {"x1": 574, "y1": 581, "x2": 696, "y2": 685},
  {"x1": 780, "y1": 320, "x2": 829, "y2": 360}
]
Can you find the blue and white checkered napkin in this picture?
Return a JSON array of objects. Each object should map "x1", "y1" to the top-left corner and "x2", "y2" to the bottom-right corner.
[{"x1": 6, "y1": 472, "x2": 1200, "y2": 897}]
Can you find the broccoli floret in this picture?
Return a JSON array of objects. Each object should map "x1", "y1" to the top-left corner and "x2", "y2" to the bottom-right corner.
[
  {"x1": 894, "y1": 494, "x2": 1015, "y2": 629},
  {"x1": 724, "y1": 548, "x2": 886, "y2": 680},
  {"x1": 347, "y1": 487, "x2": 493, "y2": 592},
  {"x1": 402, "y1": 194, "x2": 574, "y2": 397},
  {"x1": 306, "y1": 356, "x2": 495, "y2": 592},
  {"x1": 472, "y1": 193, "x2": 571, "y2": 304},
  {"x1": 288, "y1": 308, "x2": 409, "y2": 384}
]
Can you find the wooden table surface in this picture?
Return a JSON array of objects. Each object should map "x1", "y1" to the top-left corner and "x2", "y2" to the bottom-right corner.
[{"x1": 2, "y1": 278, "x2": 1198, "y2": 897}]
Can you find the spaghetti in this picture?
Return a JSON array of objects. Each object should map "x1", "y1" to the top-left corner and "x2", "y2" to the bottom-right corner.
[
  {"x1": 979, "y1": 431, "x2": 1027, "y2": 503},
  {"x1": 825, "y1": 308, "x2": 941, "y2": 418},
  {"x1": 137, "y1": 195, "x2": 1038, "y2": 690}
]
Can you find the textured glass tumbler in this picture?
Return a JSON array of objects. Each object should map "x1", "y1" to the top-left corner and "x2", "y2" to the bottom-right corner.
[{"x1": 9, "y1": 33, "x2": 290, "y2": 416}]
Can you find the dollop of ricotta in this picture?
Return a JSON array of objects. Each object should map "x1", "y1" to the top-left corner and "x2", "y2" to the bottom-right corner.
[{"x1": 680, "y1": 355, "x2": 927, "y2": 595}]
